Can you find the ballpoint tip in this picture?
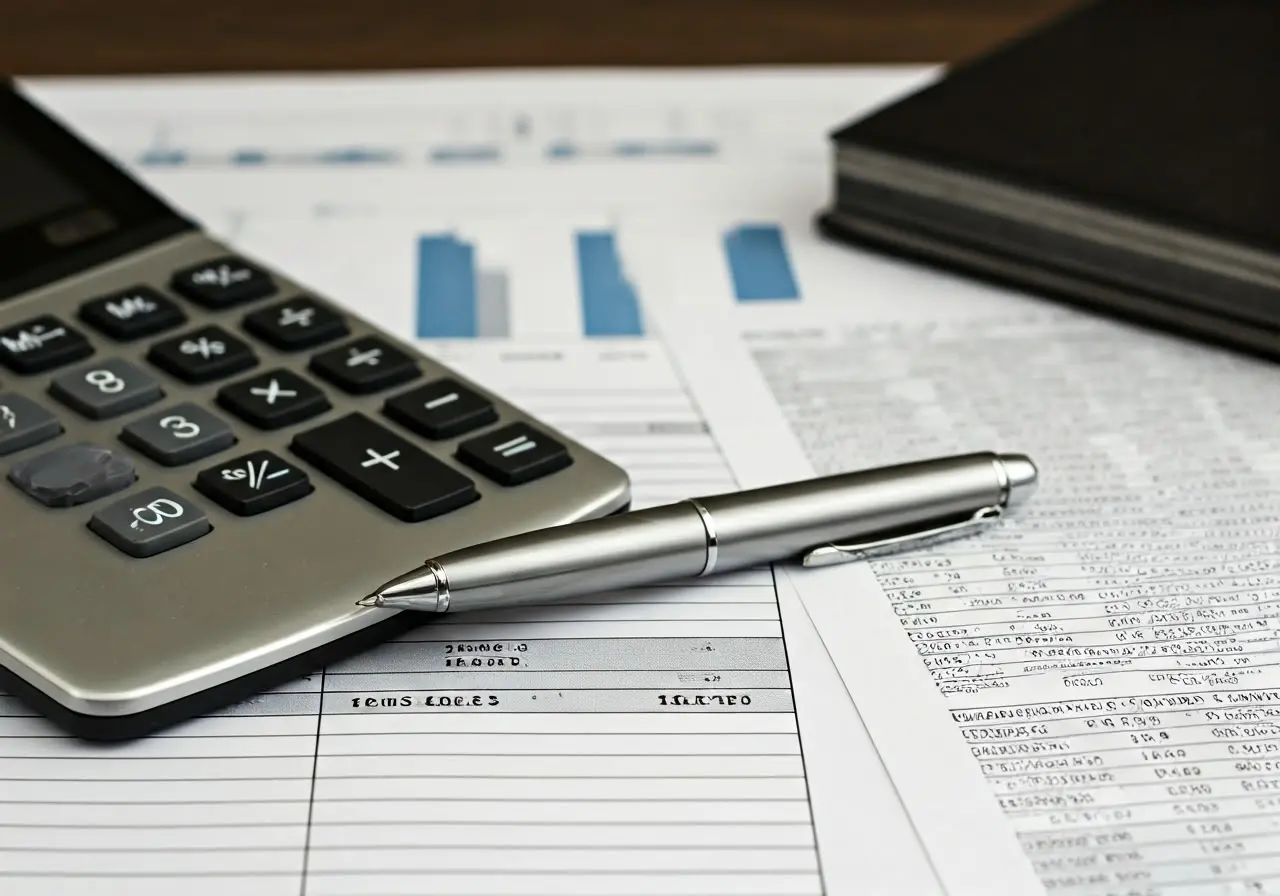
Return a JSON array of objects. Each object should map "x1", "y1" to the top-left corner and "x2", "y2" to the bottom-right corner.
[{"x1": 356, "y1": 594, "x2": 383, "y2": 608}]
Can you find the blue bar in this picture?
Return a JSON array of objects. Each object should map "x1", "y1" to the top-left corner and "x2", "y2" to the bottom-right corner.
[
  {"x1": 430, "y1": 145, "x2": 502, "y2": 164},
  {"x1": 723, "y1": 223, "x2": 800, "y2": 301},
  {"x1": 138, "y1": 148, "x2": 187, "y2": 166},
  {"x1": 546, "y1": 141, "x2": 579, "y2": 160},
  {"x1": 576, "y1": 231, "x2": 644, "y2": 337},
  {"x1": 231, "y1": 149, "x2": 268, "y2": 165},
  {"x1": 611, "y1": 140, "x2": 718, "y2": 158},
  {"x1": 416, "y1": 234, "x2": 478, "y2": 338},
  {"x1": 317, "y1": 147, "x2": 398, "y2": 165}
]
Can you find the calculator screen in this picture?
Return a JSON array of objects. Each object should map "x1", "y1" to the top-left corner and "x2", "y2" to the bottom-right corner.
[
  {"x1": 0, "y1": 82, "x2": 191, "y2": 301},
  {"x1": 0, "y1": 129, "x2": 85, "y2": 232}
]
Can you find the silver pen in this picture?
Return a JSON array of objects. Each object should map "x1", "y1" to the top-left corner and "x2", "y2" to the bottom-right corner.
[{"x1": 357, "y1": 451, "x2": 1038, "y2": 613}]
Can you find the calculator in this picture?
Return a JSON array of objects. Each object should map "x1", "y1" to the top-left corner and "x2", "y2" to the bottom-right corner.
[{"x1": 0, "y1": 81, "x2": 631, "y2": 740}]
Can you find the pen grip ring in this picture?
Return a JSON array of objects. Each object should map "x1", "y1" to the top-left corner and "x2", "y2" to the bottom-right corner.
[{"x1": 686, "y1": 499, "x2": 719, "y2": 577}]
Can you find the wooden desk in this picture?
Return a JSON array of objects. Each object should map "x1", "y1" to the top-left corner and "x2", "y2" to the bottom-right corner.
[{"x1": 7, "y1": 0, "x2": 1080, "y2": 75}]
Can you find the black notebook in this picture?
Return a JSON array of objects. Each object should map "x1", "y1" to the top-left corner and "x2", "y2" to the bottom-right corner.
[{"x1": 819, "y1": 0, "x2": 1280, "y2": 359}]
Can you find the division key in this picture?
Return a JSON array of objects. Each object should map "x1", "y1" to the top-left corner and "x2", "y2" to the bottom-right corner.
[{"x1": 290, "y1": 412, "x2": 478, "y2": 522}]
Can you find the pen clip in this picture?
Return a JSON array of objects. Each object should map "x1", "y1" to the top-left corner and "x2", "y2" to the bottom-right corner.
[{"x1": 801, "y1": 505, "x2": 1004, "y2": 568}]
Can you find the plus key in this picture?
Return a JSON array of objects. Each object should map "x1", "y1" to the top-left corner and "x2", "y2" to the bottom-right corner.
[{"x1": 290, "y1": 412, "x2": 478, "y2": 521}]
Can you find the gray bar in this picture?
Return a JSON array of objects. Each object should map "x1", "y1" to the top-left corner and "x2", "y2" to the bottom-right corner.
[
  {"x1": 325, "y1": 669, "x2": 791, "y2": 691},
  {"x1": 323, "y1": 688, "x2": 795, "y2": 715},
  {"x1": 328, "y1": 637, "x2": 788, "y2": 674},
  {"x1": 476, "y1": 268, "x2": 509, "y2": 338}
]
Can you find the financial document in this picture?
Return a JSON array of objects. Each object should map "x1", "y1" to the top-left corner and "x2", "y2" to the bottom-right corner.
[
  {"x1": 662, "y1": 244, "x2": 1280, "y2": 896},
  {"x1": 0, "y1": 69, "x2": 945, "y2": 895}
]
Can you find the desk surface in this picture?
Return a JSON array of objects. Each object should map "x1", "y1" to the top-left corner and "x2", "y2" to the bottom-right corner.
[{"x1": 8, "y1": 0, "x2": 1079, "y2": 75}]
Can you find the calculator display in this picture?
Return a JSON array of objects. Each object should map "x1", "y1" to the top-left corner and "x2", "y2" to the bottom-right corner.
[
  {"x1": 0, "y1": 131, "x2": 83, "y2": 232},
  {"x1": 0, "y1": 81, "x2": 191, "y2": 301}
]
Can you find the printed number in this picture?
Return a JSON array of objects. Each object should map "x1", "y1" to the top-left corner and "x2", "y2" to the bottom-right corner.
[
  {"x1": 130, "y1": 498, "x2": 184, "y2": 530},
  {"x1": 85, "y1": 369, "x2": 126, "y2": 394},
  {"x1": 159, "y1": 415, "x2": 200, "y2": 439}
]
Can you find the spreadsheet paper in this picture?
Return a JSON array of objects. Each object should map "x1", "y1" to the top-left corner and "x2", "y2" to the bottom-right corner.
[
  {"x1": 0, "y1": 68, "x2": 945, "y2": 896},
  {"x1": 659, "y1": 234, "x2": 1280, "y2": 896}
]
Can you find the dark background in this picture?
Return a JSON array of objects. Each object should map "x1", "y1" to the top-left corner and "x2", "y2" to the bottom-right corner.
[{"x1": 6, "y1": 0, "x2": 1080, "y2": 74}]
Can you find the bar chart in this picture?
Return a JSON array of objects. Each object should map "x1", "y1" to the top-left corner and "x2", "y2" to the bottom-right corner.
[
  {"x1": 576, "y1": 231, "x2": 645, "y2": 337},
  {"x1": 723, "y1": 223, "x2": 801, "y2": 302},
  {"x1": 412, "y1": 225, "x2": 649, "y2": 341},
  {"x1": 416, "y1": 233, "x2": 511, "y2": 339}
]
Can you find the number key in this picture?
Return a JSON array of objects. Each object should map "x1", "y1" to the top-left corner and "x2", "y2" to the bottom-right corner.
[
  {"x1": 120, "y1": 403, "x2": 236, "y2": 467},
  {"x1": 0, "y1": 394, "x2": 62, "y2": 457},
  {"x1": 89, "y1": 487, "x2": 211, "y2": 558},
  {"x1": 50, "y1": 359, "x2": 164, "y2": 420}
]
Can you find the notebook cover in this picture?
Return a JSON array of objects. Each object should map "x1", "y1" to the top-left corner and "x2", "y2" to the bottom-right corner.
[{"x1": 831, "y1": 0, "x2": 1280, "y2": 258}]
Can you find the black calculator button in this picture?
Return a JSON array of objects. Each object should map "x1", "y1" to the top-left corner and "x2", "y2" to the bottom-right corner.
[
  {"x1": 147, "y1": 326, "x2": 257, "y2": 383},
  {"x1": 195, "y1": 450, "x2": 314, "y2": 516},
  {"x1": 0, "y1": 394, "x2": 62, "y2": 457},
  {"x1": 243, "y1": 298, "x2": 349, "y2": 350},
  {"x1": 217, "y1": 369, "x2": 331, "y2": 430},
  {"x1": 290, "y1": 412, "x2": 478, "y2": 522},
  {"x1": 50, "y1": 359, "x2": 163, "y2": 420},
  {"x1": 79, "y1": 286, "x2": 186, "y2": 341},
  {"x1": 89, "y1": 486, "x2": 211, "y2": 558},
  {"x1": 8, "y1": 442, "x2": 137, "y2": 507},
  {"x1": 456, "y1": 422, "x2": 572, "y2": 486},
  {"x1": 383, "y1": 378, "x2": 498, "y2": 440},
  {"x1": 120, "y1": 402, "x2": 237, "y2": 466},
  {"x1": 0, "y1": 316, "x2": 93, "y2": 374},
  {"x1": 309, "y1": 337, "x2": 419, "y2": 394},
  {"x1": 170, "y1": 256, "x2": 277, "y2": 309}
]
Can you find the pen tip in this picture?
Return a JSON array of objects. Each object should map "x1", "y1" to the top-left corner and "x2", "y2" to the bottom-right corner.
[{"x1": 356, "y1": 594, "x2": 383, "y2": 608}]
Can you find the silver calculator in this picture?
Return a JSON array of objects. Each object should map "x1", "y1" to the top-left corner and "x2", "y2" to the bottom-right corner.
[{"x1": 0, "y1": 81, "x2": 631, "y2": 739}]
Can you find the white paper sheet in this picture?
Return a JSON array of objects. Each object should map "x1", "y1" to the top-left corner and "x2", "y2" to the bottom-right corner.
[
  {"x1": 653, "y1": 203, "x2": 1280, "y2": 896},
  {"x1": 1, "y1": 69, "x2": 944, "y2": 896}
]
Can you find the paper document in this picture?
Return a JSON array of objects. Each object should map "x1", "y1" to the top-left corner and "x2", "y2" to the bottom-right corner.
[
  {"x1": 660, "y1": 241, "x2": 1280, "y2": 896},
  {"x1": 0, "y1": 69, "x2": 945, "y2": 896}
]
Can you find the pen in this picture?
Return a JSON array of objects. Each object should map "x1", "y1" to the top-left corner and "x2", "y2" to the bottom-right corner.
[{"x1": 356, "y1": 451, "x2": 1039, "y2": 613}]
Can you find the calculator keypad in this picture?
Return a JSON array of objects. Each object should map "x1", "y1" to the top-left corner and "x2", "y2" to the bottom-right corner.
[
  {"x1": 291, "y1": 412, "x2": 478, "y2": 522},
  {"x1": 79, "y1": 286, "x2": 186, "y2": 341},
  {"x1": 0, "y1": 315, "x2": 94, "y2": 374},
  {"x1": 8, "y1": 442, "x2": 137, "y2": 507},
  {"x1": 217, "y1": 369, "x2": 331, "y2": 430},
  {"x1": 148, "y1": 325, "x2": 258, "y2": 383},
  {"x1": 1, "y1": 249, "x2": 587, "y2": 561},
  {"x1": 170, "y1": 257, "x2": 276, "y2": 309},
  {"x1": 50, "y1": 359, "x2": 164, "y2": 420},
  {"x1": 244, "y1": 299, "x2": 349, "y2": 351},
  {"x1": 88, "y1": 486, "x2": 211, "y2": 558},
  {"x1": 195, "y1": 450, "x2": 314, "y2": 516},
  {"x1": 120, "y1": 403, "x2": 237, "y2": 467},
  {"x1": 0, "y1": 394, "x2": 63, "y2": 456},
  {"x1": 309, "y1": 336, "x2": 419, "y2": 394}
]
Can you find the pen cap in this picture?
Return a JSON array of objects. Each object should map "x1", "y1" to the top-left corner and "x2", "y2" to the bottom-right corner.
[{"x1": 695, "y1": 451, "x2": 1023, "y2": 571}]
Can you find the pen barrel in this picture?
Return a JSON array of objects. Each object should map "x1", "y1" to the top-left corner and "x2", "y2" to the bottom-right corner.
[
  {"x1": 696, "y1": 451, "x2": 1008, "y2": 571},
  {"x1": 437, "y1": 503, "x2": 709, "y2": 613}
]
